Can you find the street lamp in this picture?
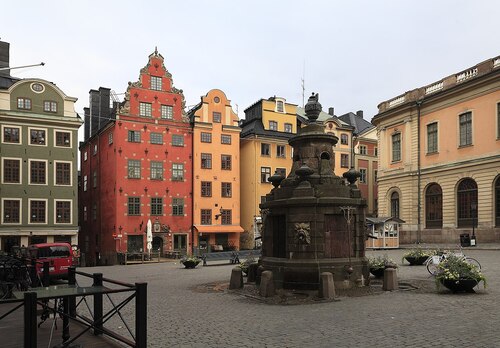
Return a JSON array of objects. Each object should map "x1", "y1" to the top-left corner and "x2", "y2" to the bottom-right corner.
[{"x1": 471, "y1": 202, "x2": 477, "y2": 246}]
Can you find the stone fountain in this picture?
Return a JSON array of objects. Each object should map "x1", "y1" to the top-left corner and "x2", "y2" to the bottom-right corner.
[{"x1": 260, "y1": 93, "x2": 369, "y2": 290}]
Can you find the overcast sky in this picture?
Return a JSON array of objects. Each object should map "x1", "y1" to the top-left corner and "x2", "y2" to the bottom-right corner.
[{"x1": 3, "y1": 0, "x2": 499, "y2": 129}]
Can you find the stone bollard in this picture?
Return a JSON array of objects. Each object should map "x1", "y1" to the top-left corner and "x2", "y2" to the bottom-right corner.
[
  {"x1": 319, "y1": 272, "x2": 335, "y2": 299},
  {"x1": 259, "y1": 271, "x2": 275, "y2": 297},
  {"x1": 256, "y1": 265, "x2": 265, "y2": 285},
  {"x1": 229, "y1": 267, "x2": 243, "y2": 290},
  {"x1": 383, "y1": 267, "x2": 398, "y2": 291},
  {"x1": 247, "y1": 263, "x2": 259, "y2": 283}
]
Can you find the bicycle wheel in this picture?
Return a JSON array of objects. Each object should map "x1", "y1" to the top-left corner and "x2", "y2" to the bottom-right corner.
[
  {"x1": 426, "y1": 256, "x2": 440, "y2": 275},
  {"x1": 465, "y1": 257, "x2": 481, "y2": 271}
]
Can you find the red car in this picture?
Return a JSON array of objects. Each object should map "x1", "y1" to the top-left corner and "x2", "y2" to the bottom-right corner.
[{"x1": 28, "y1": 243, "x2": 75, "y2": 280}]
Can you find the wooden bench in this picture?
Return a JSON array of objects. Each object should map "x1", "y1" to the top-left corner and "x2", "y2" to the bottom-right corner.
[{"x1": 200, "y1": 250, "x2": 261, "y2": 266}]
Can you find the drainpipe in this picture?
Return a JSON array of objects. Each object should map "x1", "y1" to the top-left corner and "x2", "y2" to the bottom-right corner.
[
  {"x1": 191, "y1": 127, "x2": 195, "y2": 256},
  {"x1": 416, "y1": 100, "x2": 423, "y2": 244}
]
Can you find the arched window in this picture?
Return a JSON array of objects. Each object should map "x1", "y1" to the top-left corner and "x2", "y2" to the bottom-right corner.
[
  {"x1": 425, "y1": 183, "x2": 442, "y2": 228},
  {"x1": 457, "y1": 178, "x2": 477, "y2": 227},
  {"x1": 495, "y1": 176, "x2": 500, "y2": 227},
  {"x1": 391, "y1": 192, "x2": 400, "y2": 219}
]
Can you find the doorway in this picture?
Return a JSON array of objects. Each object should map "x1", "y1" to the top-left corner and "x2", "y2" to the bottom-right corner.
[{"x1": 152, "y1": 236, "x2": 163, "y2": 256}]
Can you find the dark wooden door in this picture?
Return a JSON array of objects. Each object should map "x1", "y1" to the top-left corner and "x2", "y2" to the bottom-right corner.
[
  {"x1": 272, "y1": 215, "x2": 286, "y2": 258},
  {"x1": 324, "y1": 215, "x2": 352, "y2": 258}
]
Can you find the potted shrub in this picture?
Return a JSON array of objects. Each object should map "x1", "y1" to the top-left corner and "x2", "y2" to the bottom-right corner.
[
  {"x1": 402, "y1": 248, "x2": 435, "y2": 266},
  {"x1": 238, "y1": 255, "x2": 257, "y2": 276},
  {"x1": 180, "y1": 256, "x2": 201, "y2": 269},
  {"x1": 435, "y1": 254, "x2": 486, "y2": 293},
  {"x1": 368, "y1": 255, "x2": 397, "y2": 278}
]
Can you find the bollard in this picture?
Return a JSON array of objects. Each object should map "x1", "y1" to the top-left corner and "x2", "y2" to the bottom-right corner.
[
  {"x1": 383, "y1": 267, "x2": 398, "y2": 291},
  {"x1": 229, "y1": 267, "x2": 244, "y2": 289},
  {"x1": 319, "y1": 272, "x2": 336, "y2": 299},
  {"x1": 93, "y1": 273, "x2": 103, "y2": 335},
  {"x1": 259, "y1": 271, "x2": 275, "y2": 297}
]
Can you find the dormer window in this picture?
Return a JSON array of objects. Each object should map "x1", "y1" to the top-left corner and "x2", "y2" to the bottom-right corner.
[
  {"x1": 276, "y1": 100, "x2": 284, "y2": 113},
  {"x1": 43, "y1": 101, "x2": 57, "y2": 113},
  {"x1": 17, "y1": 98, "x2": 31, "y2": 110},
  {"x1": 151, "y1": 76, "x2": 162, "y2": 91}
]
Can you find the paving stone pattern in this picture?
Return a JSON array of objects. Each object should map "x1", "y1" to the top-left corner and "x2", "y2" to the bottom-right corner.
[{"x1": 77, "y1": 248, "x2": 500, "y2": 347}]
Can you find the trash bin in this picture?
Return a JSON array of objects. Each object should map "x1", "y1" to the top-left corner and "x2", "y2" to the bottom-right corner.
[{"x1": 460, "y1": 233, "x2": 471, "y2": 247}]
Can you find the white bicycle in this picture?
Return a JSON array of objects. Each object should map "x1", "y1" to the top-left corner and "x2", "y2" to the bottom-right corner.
[{"x1": 425, "y1": 246, "x2": 481, "y2": 276}]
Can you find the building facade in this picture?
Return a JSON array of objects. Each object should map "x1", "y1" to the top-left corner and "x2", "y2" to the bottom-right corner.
[
  {"x1": 188, "y1": 89, "x2": 243, "y2": 252},
  {"x1": 0, "y1": 41, "x2": 82, "y2": 251},
  {"x1": 79, "y1": 49, "x2": 192, "y2": 265},
  {"x1": 373, "y1": 56, "x2": 500, "y2": 243},
  {"x1": 240, "y1": 97, "x2": 297, "y2": 249}
]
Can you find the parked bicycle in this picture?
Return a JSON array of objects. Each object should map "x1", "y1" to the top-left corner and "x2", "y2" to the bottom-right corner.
[{"x1": 426, "y1": 246, "x2": 481, "y2": 275}]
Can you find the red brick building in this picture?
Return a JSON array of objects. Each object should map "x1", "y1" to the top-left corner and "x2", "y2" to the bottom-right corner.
[{"x1": 79, "y1": 49, "x2": 192, "y2": 266}]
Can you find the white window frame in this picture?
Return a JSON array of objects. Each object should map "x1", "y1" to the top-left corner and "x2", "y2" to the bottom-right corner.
[
  {"x1": 1, "y1": 197, "x2": 22, "y2": 225},
  {"x1": 1, "y1": 157, "x2": 22, "y2": 184},
  {"x1": 54, "y1": 129, "x2": 72, "y2": 148},
  {"x1": 140, "y1": 102, "x2": 152, "y2": 117},
  {"x1": 1, "y1": 124, "x2": 22, "y2": 145},
  {"x1": 54, "y1": 199, "x2": 72, "y2": 224},
  {"x1": 28, "y1": 127, "x2": 48, "y2": 146},
  {"x1": 161, "y1": 105, "x2": 173, "y2": 119},
  {"x1": 54, "y1": 160, "x2": 73, "y2": 186},
  {"x1": 28, "y1": 198, "x2": 48, "y2": 225},
  {"x1": 28, "y1": 159, "x2": 48, "y2": 185}
]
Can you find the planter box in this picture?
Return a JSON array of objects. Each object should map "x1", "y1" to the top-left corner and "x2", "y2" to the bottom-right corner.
[
  {"x1": 441, "y1": 278, "x2": 478, "y2": 293},
  {"x1": 404, "y1": 256, "x2": 429, "y2": 266}
]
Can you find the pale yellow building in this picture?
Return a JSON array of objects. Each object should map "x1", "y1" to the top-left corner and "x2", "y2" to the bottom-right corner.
[{"x1": 373, "y1": 56, "x2": 500, "y2": 243}]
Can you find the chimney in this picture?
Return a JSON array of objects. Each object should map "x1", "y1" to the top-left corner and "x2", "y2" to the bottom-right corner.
[
  {"x1": 0, "y1": 41, "x2": 10, "y2": 77},
  {"x1": 356, "y1": 110, "x2": 363, "y2": 118},
  {"x1": 328, "y1": 107, "x2": 334, "y2": 116},
  {"x1": 84, "y1": 107, "x2": 90, "y2": 140}
]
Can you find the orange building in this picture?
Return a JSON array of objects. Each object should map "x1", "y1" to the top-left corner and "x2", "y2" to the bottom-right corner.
[
  {"x1": 373, "y1": 55, "x2": 500, "y2": 243},
  {"x1": 188, "y1": 90, "x2": 243, "y2": 252}
]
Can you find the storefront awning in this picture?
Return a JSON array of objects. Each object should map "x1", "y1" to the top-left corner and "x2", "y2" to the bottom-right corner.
[{"x1": 193, "y1": 225, "x2": 244, "y2": 234}]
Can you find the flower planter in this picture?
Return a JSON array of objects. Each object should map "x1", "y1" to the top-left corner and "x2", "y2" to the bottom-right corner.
[
  {"x1": 441, "y1": 278, "x2": 478, "y2": 293},
  {"x1": 404, "y1": 256, "x2": 429, "y2": 266},
  {"x1": 370, "y1": 268, "x2": 385, "y2": 278},
  {"x1": 182, "y1": 260, "x2": 200, "y2": 269}
]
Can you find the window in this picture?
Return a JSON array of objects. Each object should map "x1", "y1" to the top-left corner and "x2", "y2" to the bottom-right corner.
[
  {"x1": 374, "y1": 170, "x2": 378, "y2": 183},
  {"x1": 3, "y1": 159, "x2": 21, "y2": 183},
  {"x1": 30, "y1": 129, "x2": 46, "y2": 145},
  {"x1": 341, "y1": 154, "x2": 349, "y2": 168},
  {"x1": 83, "y1": 206, "x2": 87, "y2": 221},
  {"x1": 55, "y1": 131, "x2": 71, "y2": 147},
  {"x1": 340, "y1": 134, "x2": 348, "y2": 145},
  {"x1": 172, "y1": 163, "x2": 184, "y2": 181},
  {"x1": 213, "y1": 112, "x2": 221, "y2": 123},
  {"x1": 55, "y1": 201, "x2": 71, "y2": 223},
  {"x1": 128, "y1": 160, "x2": 141, "y2": 179},
  {"x1": 30, "y1": 160, "x2": 46, "y2": 184},
  {"x1": 172, "y1": 134, "x2": 184, "y2": 146},
  {"x1": 201, "y1": 153, "x2": 212, "y2": 169},
  {"x1": 269, "y1": 121, "x2": 278, "y2": 131},
  {"x1": 201, "y1": 181, "x2": 212, "y2": 197},
  {"x1": 261, "y1": 143, "x2": 270, "y2": 156},
  {"x1": 222, "y1": 182, "x2": 232, "y2": 197},
  {"x1": 221, "y1": 155, "x2": 231, "y2": 170},
  {"x1": 284, "y1": 123, "x2": 292, "y2": 133},
  {"x1": 150, "y1": 161, "x2": 163, "y2": 180},
  {"x1": 83, "y1": 175, "x2": 88, "y2": 191},
  {"x1": 128, "y1": 130, "x2": 141, "y2": 142},
  {"x1": 221, "y1": 134, "x2": 231, "y2": 144},
  {"x1": 261, "y1": 167, "x2": 271, "y2": 183},
  {"x1": 201, "y1": 209, "x2": 212, "y2": 224},
  {"x1": 17, "y1": 97, "x2": 31, "y2": 110},
  {"x1": 392, "y1": 133, "x2": 401, "y2": 162},
  {"x1": 276, "y1": 100, "x2": 284, "y2": 113},
  {"x1": 495, "y1": 177, "x2": 500, "y2": 227},
  {"x1": 140, "y1": 102, "x2": 152, "y2": 117},
  {"x1": 55, "y1": 162, "x2": 71, "y2": 185},
  {"x1": 374, "y1": 147, "x2": 378, "y2": 157},
  {"x1": 92, "y1": 203, "x2": 97, "y2": 220},
  {"x1": 425, "y1": 183, "x2": 443, "y2": 229},
  {"x1": 427, "y1": 122, "x2": 438, "y2": 154},
  {"x1": 161, "y1": 105, "x2": 173, "y2": 119},
  {"x1": 276, "y1": 168, "x2": 286, "y2": 177},
  {"x1": 391, "y1": 192, "x2": 400, "y2": 219},
  {"x1": 128, "y1": 197, "x2": 140, "y2": 215},
  {"x1": 93, "y1": 144, "x2": 98, "y2": 155},
  {"x1": 221, "y1": 209, "x2": 232, "y2": 225},
  {"x1": 151, "y1": 76, "x2": 162, "y2": 91},
  {"x1": 151, "y1": 198, "x2": 163, "y2": 215},
  {"x1": 92, "y1": 170, "x2": 97, "y2": 188},
  {"x1": 30, "y1": 200, "x2": 46, "y2": 223},
  {"x1": 173, "y1": 198, "x2": 184, "y2": 216},
  {"x1": 84, "y1": 151, "x2": 88, "y2": 161},
  {"x1": 497, "y1": 103, "x2": 500, "y2": 139},
  {"x1": 108, "y1": 132, "x2": 113, "y2": 144},
  {"x1": 201, "y1": 132, "x2": 212, "y2": 143},
  {"x1": 3, "y1": 126, "x2": 20, "y2": 143},
  {"x1": 3, "y1": 199, "x2": 20, "y2": 223},
  {"x1": 359, "y1": 168, "x2": 367, "y2": 184},
  {"x1": 459, "y1": 112, "x2": 472, "y2": 146},
  {"x1": 150, "y1": 132, "x2": 163, "y2": 144},
  {"x1": 359, "y1": 145, "x2": 367, "y2": 155},
  {"x1": 457, "y1": 178, "x2": 477, "y2": 227},
  {"x1": 276, "y1": 145, "x2": 286, "y2": 158},
  {"x1": 43, "y1": 101, "x2": 57, "y2": 113}
]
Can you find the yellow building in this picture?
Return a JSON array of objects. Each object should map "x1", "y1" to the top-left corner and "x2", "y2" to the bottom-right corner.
[
  {"x1": 373, "y1": 56, "x2": 500, "y2": 243},
  {"x1": 188, "y1": 89, "x2": 243, "y2": 252},
  {"x1": 240, "y1": 97, "x2": 297, "y2": 249}
]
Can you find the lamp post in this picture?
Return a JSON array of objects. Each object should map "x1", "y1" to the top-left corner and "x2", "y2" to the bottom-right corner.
[{"x1": 471, "y1": 202, "x2": 477, "y2": 246}]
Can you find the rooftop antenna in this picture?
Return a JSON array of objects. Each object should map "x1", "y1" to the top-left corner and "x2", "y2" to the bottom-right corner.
[
  {"x1": 301, "y1": 60, "x2": 306, "y2": 107},
  {"x1": 0, "y1": 62, "x2": 45, "y2": 71}
]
